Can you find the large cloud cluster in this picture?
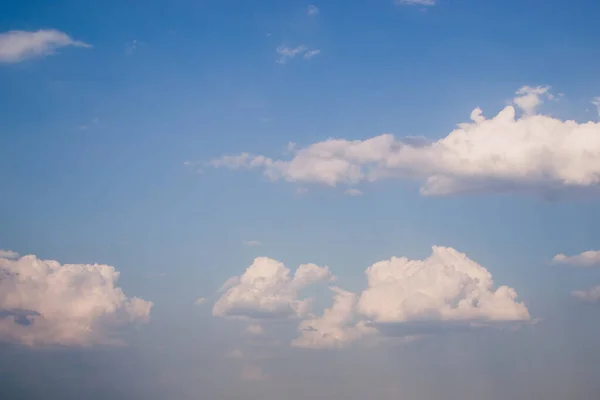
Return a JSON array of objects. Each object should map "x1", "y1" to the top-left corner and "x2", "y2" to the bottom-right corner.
[
  {"x1": 212, "y1": 257, "x2": 334, "y2": 319},
  {"x1": 215, "y1": 247, "x2": 530, "y2": 349},
  {"x1": 210, "y1": 86, "x2": 600, "y2": 197},
  {"x1": 0, "y1": 252, "x2": 152, "y2": 347}
]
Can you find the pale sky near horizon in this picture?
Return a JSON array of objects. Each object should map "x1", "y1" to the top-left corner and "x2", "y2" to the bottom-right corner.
[{"x1": 2, "y1": 0, "x2": 600, "y2": 399}]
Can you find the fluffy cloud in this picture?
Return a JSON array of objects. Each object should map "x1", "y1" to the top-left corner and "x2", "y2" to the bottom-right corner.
[
  {"x1": 212, "y1": 257, "x2": 334, "y2": 320},
  {"x1": 552, "y1": 250, "x2": 600, "y2": 268},
  {"x1": 291, "y1": 247, "x2": 530, "y2": 348},
  {"x1": 0, "y1": 252, "x2": 152, "y2": 347},
  {"x1": 357, "y1": 247, "x2": 530, "y2": 323},
  {"x1": 292, "y1": 287, "x2": 375, "y2": 349},
  {"x1": 210, "y1": 86, "x2": 600, "y2": 197},
  {"x1": 572, "y1": 286, "x2": 600, "y2": 303},
  {"x1": 0, "y1": 29, "x2": 90, "y2": 63}
]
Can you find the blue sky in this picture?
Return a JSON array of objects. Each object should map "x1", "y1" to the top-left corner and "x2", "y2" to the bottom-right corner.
[{"x1": 2, "y1": 0, "x2": 600, "y2": 399}]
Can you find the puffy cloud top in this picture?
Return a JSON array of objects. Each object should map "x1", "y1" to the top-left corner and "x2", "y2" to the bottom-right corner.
[
  {"x1": 357, "y1": 246, "x2": 530, "y2": 323},
  {"x1": 0, "y1": 253, "x2": 152, "y2": 347},
  {"x1": 212, "y1": 257, "x2": 334, "y2": 319},
  {"x1": 210, "y1": 86, "x2": 600, "y2": 197}
]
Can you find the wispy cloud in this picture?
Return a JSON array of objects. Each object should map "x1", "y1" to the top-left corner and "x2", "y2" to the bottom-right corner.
[
  {"x1": 125, "y1": 39, "x2": 137, "y2": 56},
  {"x1": 344, "y1": 188, "x2": 363, "y2": 196},
  {"x1": 195, "y1": 297, "x2": 206, "y2": 306},
  {"x1": 243, "y1": 240, "x2": 262, "y2": 247},
  {"x1": 0, "y1": 29, "x2": 91, "y2": 63},
  {"x1": 307, "y1": 5, "x2": 320, "y2": 16},
  {"x1": 593, "y1": 97, "x2": 600, "y2": 116},
  {"x1": 276, "y1": 45, "x2": 320, "y2": 64},
  {"x1": 395, "y1": 0, "x2": 436, "y2": 5},
  {"x1": 303, "y1": 49, "x2": 321, "y2": 59}
]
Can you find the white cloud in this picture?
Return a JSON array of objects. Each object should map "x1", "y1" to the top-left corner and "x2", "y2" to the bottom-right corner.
[
  {"x1": 307, "y1": 5, "x2": 320, "y2": 16},
  {"x1": 395, "y1": 0, "x2": 436, "y2": 6},
  {"x1": 292, "y1": 247, "x2": 529, "y2": 349},
  {"x1": 275, "y1": 45, "x2": 320, "y2": 64},
  {"x1": 0, "y1": 252, "x2": 152, "y2": 347},
  {"x1": 344, "y1": 188, "x2": 363, "y2": 196},
  {"x1": 303, "y1": 49, "x2": 321, "y2": 59},
  {"x1": 195, "y1": 297, "x2": 206, "y2": 306},
  {"x1": 212, "y1": 257, "x2": 334, "y2": 320},
  {"x1": 0, "y1": 250, "x2": 18, "y2": 259},
  {"x1": 513, "y1": 85, "x2": 553, "y2": 115},
  {"x1": 0, "y1": 29, "x2": 90, "y2": 63},
  {"x1": 552, "y1": 250, "x2": 600, "y2": 268},
  {"x1": 226, "y1": 348, "x2": 245, "y2": 359},
  {"x1": 292, "y1": 287, "x2": 376, "y2": 348},
  {"x1": 210, "y1": 85, "x2": 600, "y2": 197},
  {"x1": 572, "y1": 286, "x2": 600, "y2": 303},
  {"x1": 243, "y1": 240, "x2": 262, "y2": 247},
  {"x1": 357, "y1": 246, "x2": 530, "y2": 324}
]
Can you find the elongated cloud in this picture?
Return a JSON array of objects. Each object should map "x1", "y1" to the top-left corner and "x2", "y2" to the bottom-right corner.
[
  {"x1": 572, "y1": 286, "x2": 600, "y2": 303},
  {"x1": 395, "y1": 0, "x2": 436, "y2": 6},
  {"x1": 0, "y1": 29, "x2": 90, "y2": 63},
  {"x1": 0, "y1": 252, "x2": 152, "y2": 346},
  {"x1": 212, "y1": 257, "x2": 334, "y2": 319},
  {"x1": 552, "y1": 250, "x2": 600, "y2": 267},
  {"x1": 210, "y1": 86, "x2": 600, "y2": 197}
]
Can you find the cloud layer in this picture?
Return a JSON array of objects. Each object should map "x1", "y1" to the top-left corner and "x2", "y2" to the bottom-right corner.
[
  {"x1": 215, "y1": 247, "x2": 530, "y2": 349},
  {"x1": 0, "y1": 29, "x2": 90, "y2": 63},
  {"x1": 210, "y1": 86, "x2": 600, "y2": 197},
  {"x1": 0, "y1": 252, "x2": 152, "y2": 346}
]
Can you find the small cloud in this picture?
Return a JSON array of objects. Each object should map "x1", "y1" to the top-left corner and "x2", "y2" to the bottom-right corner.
[
  {"x1": 125, "y1": 39, "x2": 137, "y2": 56},
  {"x1": 592, "y1": 97, "x2": 600, "y2": 116},
  {"x1": 296, "y1": 187, "x2": 309, "y2": 195},
  {"x1": 0, "y1": 250, "x2": 19, "y2": 259},
  {"x1": 552, "y1": 250, "x2": 600, "y2": 268},
  {"x1": 195, "y1": 297, "x2": 206, "y2": 306},
  {"x1": 145, "y1": 272, "x2": 167, "y2": 279},
  {"x1": 307, "y1": 5, "x2": 319, "y2": 16},
  {"x1": 243, "y1": 240, "x2": 262, "y2": 247},
  {"x1": 395, "y1": 0, "x2": 436, "y2": 5},
  {"x1": 245, "y1": 323, "x2": 264, "y2": 336},
  {"x1": 0, "y1": 29, "x2": 91, "y2": 63},
  {"x1": 303, "y1": 49, "x2": 321, "y2": 59},
  {"x1": 276, "y1": 45, "x2": 320, "y2": 64},
  {"x1": 241, "y1": 364, "x2": 270, "y2": 382},
  {"x1": 76, "y1": 117, "x2": 99, "y2": 131},
  {"x1": 572, "y1": 286, "x2": 600, "y2": 303},
  {"x1": 344, "y1": 188, "x2": 363, "y2": 196}
]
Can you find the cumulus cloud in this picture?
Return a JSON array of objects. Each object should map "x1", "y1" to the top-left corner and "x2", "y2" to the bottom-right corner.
[
  {"x1": 357, "y1": 246, "x2": 530, "y2": 323},
  {"x1": 552, "y1": 250, "x2": 600, "y2": 268},
  {"x1": 290, "y1": 247, "x2": 530, "y2": 348},
  {"x1": 210, "y1": 85, "x2": 600, "y2": 198},
  {"x1": 0, "y1": 29, "x2": 90, "y2": 63},
  {"x1": 276, "y1": 45, "x2": 320, "y2": 64},
  {"x1": 572, "y1": 286, "x2": 600, "y2": 303},
  {"x1": 395, "y1": 0, "x2": 436, "y2": 6},
  {"x1": 292, "y1": 287, "x2": 375, "y2": 349},
  {"x1": 0, "y1": 252, "x2": 152, "y2": 346},
  {"x1": 212, "y1": 257, "x2": 334, "y2": 320}
]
